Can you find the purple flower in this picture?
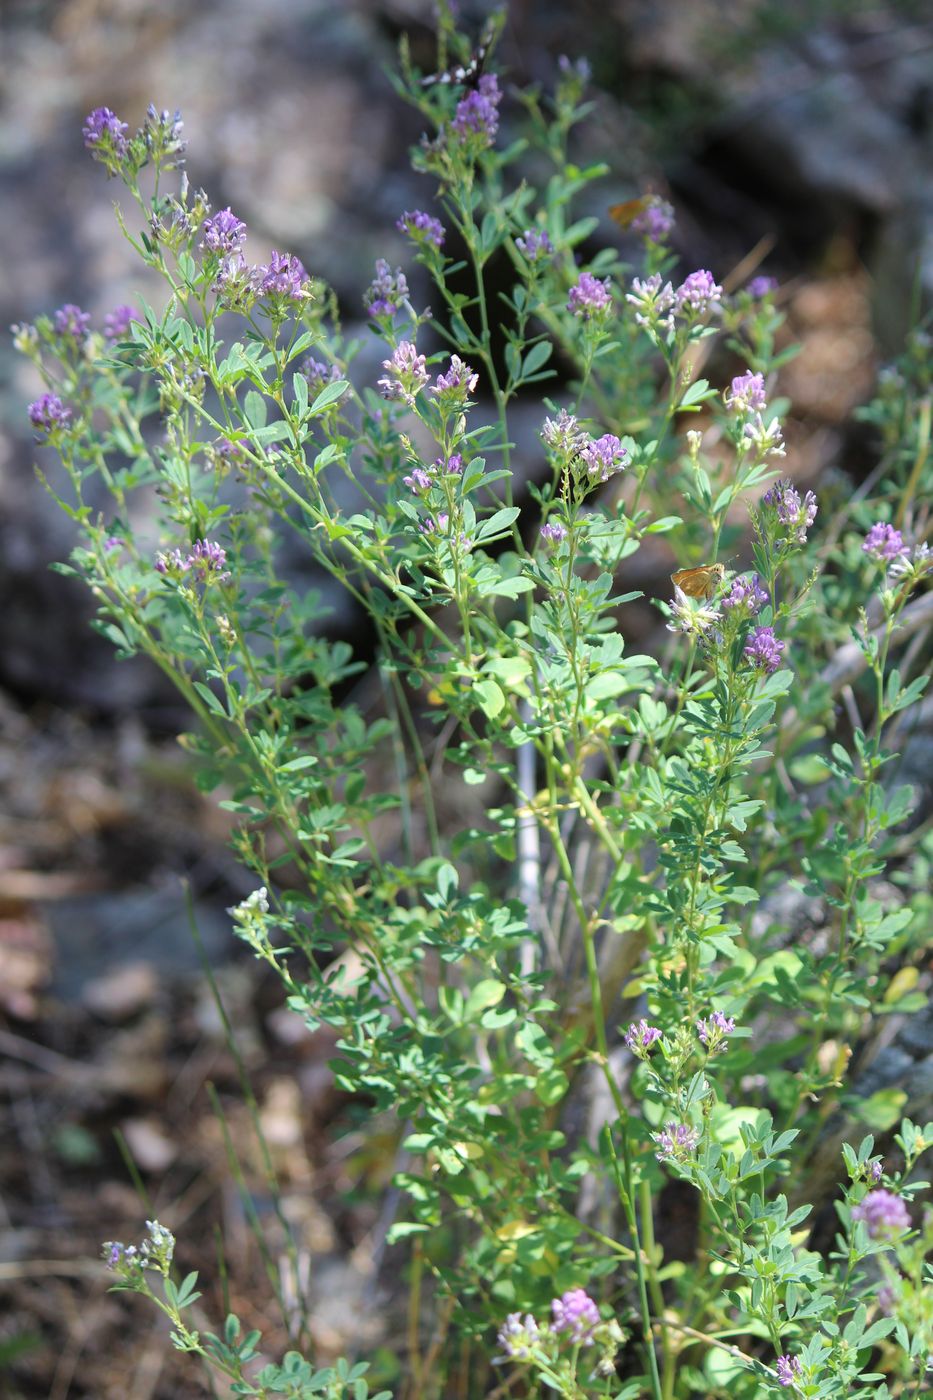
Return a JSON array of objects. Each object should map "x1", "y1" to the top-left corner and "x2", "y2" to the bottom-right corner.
[
  {"x1": 747, "y1": 275, "x2": 778, "y2": 298},
  {"x1": 579, "y1": 433, "x2": 627, "y2": 483},
  {"x1": 725, "y1": 372, "x2": 767, "y2": 414},
  {"x1": 568, "y1": 271, "x2": 612, "y2": 321},
  {"x1": 696, "y1": 1010, "x2": 736, "y2": 1050},
  {"x1": 653, "y1": 1122, "x2": 700, "y2": 1162},
  {"x1": 105, "y1": 1242, "x2": 124, "y2": 1269},
  {"x1": 722, "y1": 573, "x2": 768, "y2": 615},
  {"x1": 103, "y1": 305, "x2": 139, "y2": 340},
  {"x1": 104, "y1": 535, "x2": 123, "y2": 552},
  {"x1": 540, "y1": 521, "x2": 568, "y2": 548},
  {"x1": 254, "y1": 251, "x2": 307, "y2": 301},
  {"x1": 627, "y1": 273, "x2": 675, "y2": 333},
  {"x1": 869, "y1": 1160, "x2": 884, "y2": 1184},
  {"x1": 762, "y1": 478, "x2": 818, "y2": 545},
  {"x1": 82, "y1": 106, "x2": 128, "y2": 158},
  {"x1": 667, "y1": 589, "x2": 721, "y2": 638},
  {"x1": 551, "y1": 1288, "x2": 600, "y2": 1345},
  {"x1": 516, "y1": 228, "x2": 553, "y2": 262},
  {"x1": 301, "y1": 358, "x2": 344, "y2": 401},
  {"x1": 186, "y1": 538, "x2": 231, "y2": 583},
  {"x1": 744, "y1": 625, "x2": 785, "y2": 675},
  {"x1": 675, "y1": 269, "x2": 723, "y2": 316},
  {"x1": 378, "y1": 340, "x2": 429, "y2": 405},
  {"x1": 53, "y1": 304, "x2": 91, "y2": 343},
  {"x1": 155, "y1": 548, "x2": 187, "y2": 575},
  {"x1": 430, "y1": 354, "x2": 478, "y2": 400},
  {"x1": 200, "y1": 207, "x2": 247, "y2": 255},
  {"x1": 862, "y1": 522, "x2": 909, "y2": 564},
  {"x1": 624, "y1": 1019, "x2": 662, "y2": 1051},
  {"x1": 558, "y1": 55, "x2": 591, "y2": 84},
  {"x1": 776, "y1": 1354, "x2": 802, "y2": 1387},
  {"x1": 141, "y1": 105, "x2": 186, "y2": 167},
  {"x1": 441, "y1": 453, "x2": 463, "y2": 475},
  {"x1": 496, "y1": 1312, "x2": 540, "y2": 1360},
  {"x1": 28, "y1": 392, "x2": 71, "y2": 437},
  {"x1": 365, "y1": 259, "x2": 409, "y2": 318},
  {"x1": 403, "y1": 467, "x2": 432, "y2": 493},
  {"x1": 630, "y1": 197, "x2": 675, "y2": 243},
  {"x1": 851, "y1": 1189, "x2": 911, "y2": 1239},
  {"x1": 541, "y1": 408, "x2": 585, "y2": 457},
  {"x1": 397, "y1": 209, "x2": 445, "y2": 248},
  {"x1": 419, "y1": 513, "x2": 450, "y2": 535},
  {"x1": 450, "y1": 73, "x2": 501, "y2": 147}
]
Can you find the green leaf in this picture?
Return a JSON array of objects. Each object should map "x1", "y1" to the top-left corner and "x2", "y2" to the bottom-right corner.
[
  {"x1": 193, "y1": 682, "x2": 228, "y2": 717},
  {"x1": 521, "y1": 340, "x2": 552, "y2": 378},
  {"x1": 464, "y1": 979, "x2": 506, "y2": 1019},
  {"x1": 474, "y1": 679, "x2": 505, "y2": 718},
  {"x1": 310, "y1": 379, "x2": 349, "y2": 413}
]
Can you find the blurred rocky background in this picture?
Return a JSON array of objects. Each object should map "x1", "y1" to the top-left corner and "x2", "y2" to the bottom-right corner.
[{"x1": 0, "y1": 1, "x2": 931, "y2": 1395}]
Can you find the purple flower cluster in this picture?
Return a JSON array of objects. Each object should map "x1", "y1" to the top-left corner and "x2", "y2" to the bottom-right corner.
[
  {"x1": 156, "y1": 538, "x2": 230, "y2": 584},
  {"x1": 776, "y1": 1354, "x2": 802, "y2": 1387},
  {"x1": 141, "y1": 104, "x2": 186, "y2": 166},
  {"x1": 419, "y1": 512, "x2": 450, "y2": 536},
  {"x1": 631, "y1": 196, "x2": 675, "y2": 243},
  {"x1": 624, "y1": 1019, "x2": 662, "y2": 1052},
  {"x1": 516, "y1": 228, "x2": 553, "y2": 262},
  {"x1": 53, "y1": 303, "x2": 91, "y2": 343},
  {"x1": 365, "y1": 259, "x2": 410, "y2": 318},
  {"x1": 725, "y1": 371, "x2": 767, "y2": 414},
  {"x1": 653, "y1": 1121, "x2": 700, "y2": 1162},
  {"x1": 862, "y1": 522, "x2": 909, "y2": 564},
  {"x1": 762, "y1": 478, "x2": 818, "y2": 545},
  {"x1": 200, "y1": 207, "x2": 247, "y2": 256},
  {"x1": 626, "y1": 273, "x2": 675, "y2": 333},
  {"x1": 301, "y1": 358, "x2": 344, "y2": 401},
  {"x1": 28, "y1": 392, "x2": 72, "y2": 437},
  {"x1": 675, "y1": 269, "x2": 723, "y2": 316},
  {"x1": 744, "y1": 625, "x2": 785, "y2": 674},
  {"x1": 722, "y1": 573, "x2": 768, "y2": 615},
  {"x1": 378, "y1": 340, "x2": 429, "y2": 406},
  {"x1": 568, "y1": 271, "x2": 612, "y2": 321},
  {"x1": 551, "y1": 1288, "x2": 600, "y2": 1344},
  {"x1": 697, "y1": 1010, "x2": 736, "y2": 1050},
  {"x1": 430, "y1": 354, "x2": 478, "y2": 400},
  {"x1": 397, "y1": 209, "x2": 445, "y2": 248},
  {"x1": 254, "y1": 251, "x2": 307, "y2": 301},
  {"x1": 747, "y1": 275, "x2": 778, "y2": 298},
  {"x1": 540, "y1": 520, "x2": 568, "y2": 548},
  {"x1": 450, "y1": 73, "x2": 501, "y2": 147},
  {"x1": 541, "y1": 408, "x2": 585, "y2": 457},
  {"x1": 851, "y1": 1189, "x2": 910, "y2": 1239},
  {"x1": 403, "y1": 466, "x2": 432, "y2": 493},
  {"x1": 579, "y1": 433, "x2": 627, "y2": 483},
  {"x1": 82, "y1": 106, "x2": 129, "y2": 160},
  {"x1": 103, "y1": 305, "x2": 139, "y2": 340},
  {"x1": 496, "y1": 1312, "x2": 540, "y2": 1360}
]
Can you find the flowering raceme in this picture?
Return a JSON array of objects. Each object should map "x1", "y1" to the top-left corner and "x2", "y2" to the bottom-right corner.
[
  {"x1": 551, "y1": 1288, "x2": 600, "y2": 1344},
  {"x1": 744, "y1": 625, "x2": 785, "y2": 674},
  {"x1": 568, "y1": 271, "x2": 612, "y2": 321},
  {"x1": 763, "y1": 478, "x2": 818, "y2": 544},
  {"x1": 28, "y1": 392, "x2": 71, "y2": 437},
  {"x1": 851, "y1": 1189, "x2": 911, "y2": 1238},
  {"x1": 397, "y1": 209, "x2": 445, "y2": 248},
  {"x1": 862, "y1": 522, "x2": 909, "y2": 563}
]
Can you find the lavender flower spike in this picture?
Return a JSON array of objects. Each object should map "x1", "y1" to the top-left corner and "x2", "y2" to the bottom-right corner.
[
  {"x1": 551, "y1": 1288, "x2": 600, "y2": 1344},
  {"x1": 776, "y1": 1355, "x2": 802, "y2": 1387},
  {"x1": 365, "y1": 259, "x2": 410, "y2": 318},
  {"x1": 378, "y1": 340, "x2": 429, "y2": 405},
  {"x1": 762, "y1": 478, "x2": 818, "y2": 545},
  {"x1": 675, "y1": 269, "x2": 723, "y2": 316},
  {"x1": 104, "y1": 305, "x2": 140, "y2": 340},
  {"x1": 862, "y1": 522, "x2": 909, "y2": 564},
  {"x1": 578, "y1": 433, "x2": 628, "y2": 483},
  {"x1": 653, "y1": 1121, "x2": 700, "y2": 1162},
  {"x1": 397, "y1": 210, "x2": 445, "y2": 248},
  {"x1": 53, "y1": 304, "x2": 91, "y2": 343},
  {"x1": 725, "y1": 371, "x2": 767, "y2": 414},
  {"x1": 496, "y1": 1313, "x2": 540, "y2": 1360},
  {"x1": 744, "y1": 625, "x2": 785, "y2": 675},
  {"x1": 450, "y1": 73, "x2": 501, "y2": 148},
  {"x1": 28, "y1": 392, "x2": 72, "y2": 437},
  {"x1": 722, "y1": 573, "x2": 768, "y2": 615},
  {"x1": 568, "y1": 271, "x2": 612, "y2": 321},
  {"x1": 624, "y1": 1019, "x2": 662, "y2": 1052},
  {"x1": 851, "y1": 1189, "x2": 910, "y2": 1239},
  {"x1": 200, "y1": 207, "x2": 247, "y2": 255},
  {"x1": 82, "y1": 106, "x2": 129, "y2": 161}
]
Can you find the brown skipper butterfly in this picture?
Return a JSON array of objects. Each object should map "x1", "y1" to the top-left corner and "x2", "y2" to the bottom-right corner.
[{"x1": 670, "y1": 563, "x2": 725, "y2": 599}]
